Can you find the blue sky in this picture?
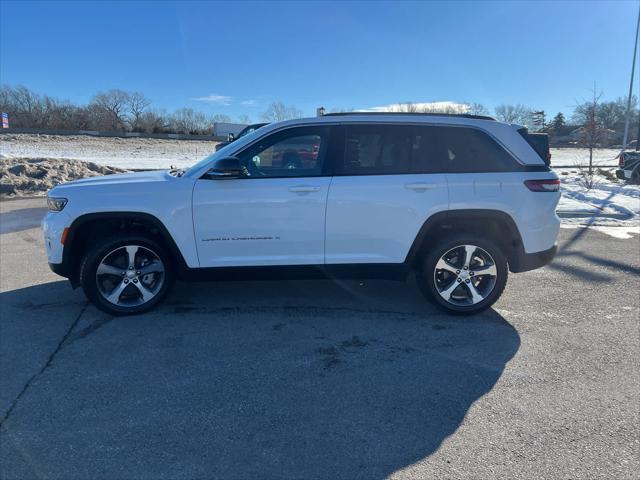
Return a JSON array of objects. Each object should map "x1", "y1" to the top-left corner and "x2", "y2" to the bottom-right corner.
[{"x1": 1, "y1": 0, "x2": 637, "y2": 121}]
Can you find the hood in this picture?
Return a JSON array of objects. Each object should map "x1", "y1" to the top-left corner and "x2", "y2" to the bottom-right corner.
[
  {"x1": 49, "y1": 170, "x2": 172, "y2": 195},
  {"x1": 65, "y1": 170, "x2": 169, "y2": 186}
]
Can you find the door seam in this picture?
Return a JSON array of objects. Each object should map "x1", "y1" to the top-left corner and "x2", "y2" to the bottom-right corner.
[{"x1": 323, "y1": 176, "x2": 334, "y2": 265}]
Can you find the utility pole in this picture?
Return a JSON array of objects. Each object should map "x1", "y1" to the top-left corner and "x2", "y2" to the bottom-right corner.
[{"x1": 622, "y1": 3, "x2": 640, "y2": 151}]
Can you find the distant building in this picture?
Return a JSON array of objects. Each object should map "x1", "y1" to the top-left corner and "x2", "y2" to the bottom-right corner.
[
  {"x1": 567, "y1": 127, "x2": 622, "y2": 147},
  {"x1": 212, "y1": 122, "x2": 247, "y2": 138}
]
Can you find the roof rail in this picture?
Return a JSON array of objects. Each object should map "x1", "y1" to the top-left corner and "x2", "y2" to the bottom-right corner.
[{"x1": 323, "y1": 111, "x2": 496, "y2": 121}]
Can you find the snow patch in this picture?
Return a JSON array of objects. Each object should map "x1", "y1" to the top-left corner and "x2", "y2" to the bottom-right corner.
[{"x1": 555, "y1": 167, "x2": 640, "y2": 228}]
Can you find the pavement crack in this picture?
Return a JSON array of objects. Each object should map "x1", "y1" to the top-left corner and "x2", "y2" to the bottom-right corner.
[
  {"x1": 0, "y1": 302, "x2": 89, "y2": 428},
  {"x1": 68, "y1": 314, "x2": 114, "y2": 344}
]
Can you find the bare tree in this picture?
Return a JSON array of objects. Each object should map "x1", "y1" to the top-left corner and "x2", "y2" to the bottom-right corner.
[
  {"x1": 237, "y1": 114, "x2": 252, "y2": 124},
  {"x1": 261, "y1": 102, "x2": 303, "y2": 122},
  {"x1": 466, "y1": 102, "x2": 490, "y2": 116},
  {"x1": 0, "y1": 85, "x2": 44, "y2": 127},
  {"x1": 595, "y1": 96, "x2": 638, "y2": 133},
  {"x1": 418, "y1": 103, "x2": 464, "y2": 114},
  {"x1": 210, "y1": 113, "x2": 231, "y2": 123},
  {"x1": 494, "y1": 104, "x2": 532, "y2": 125},
  {"x1": 170, "y1": 108, "x2": 209, "y2": 134},
  {"x1": 127, "y1": 92, "x2": 151, "y2": 132},
  {"x1": 91, "y1": 89, "x2": 131, "y2": 131},
  {"x1": 393, "y1": 102, "x2": 418, "y2": 113},
  {"x1": 137, "y1": 109, "x2": 168, "y2": 133},
  {"x1": 573, "y1": 87, "x2": 606, "y2": 180}
]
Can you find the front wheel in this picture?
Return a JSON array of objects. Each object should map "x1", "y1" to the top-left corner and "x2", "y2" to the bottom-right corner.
[
  {"x1": 80, "y1": 235, "x2": 175, "y2": 316},
  {"x1": 417, "y1": 236, "x2": 508, "y2": 315}
]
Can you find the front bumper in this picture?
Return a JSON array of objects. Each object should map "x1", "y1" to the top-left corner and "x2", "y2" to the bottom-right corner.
[
  {"x1": 48, "y1": 261, "x2": 71, "y2": 278},
  {"x1": 42, "y1": 211, "x2": 70, "y2": 264},
  {"x1": 510, "y1": 243, "x2": 557, "y2": 273}
]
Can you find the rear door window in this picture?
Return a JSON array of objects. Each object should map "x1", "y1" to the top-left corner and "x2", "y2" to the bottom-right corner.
[{"x1": 339, "y1": 125, "x2": 443, "y2": 175}]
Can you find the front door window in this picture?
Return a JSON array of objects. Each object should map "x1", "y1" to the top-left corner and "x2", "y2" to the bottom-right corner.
[{"x1": 236, "y1": 127, "x2": 329, "y2": 177}]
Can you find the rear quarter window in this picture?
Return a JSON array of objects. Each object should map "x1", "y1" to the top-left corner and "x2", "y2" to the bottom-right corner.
[
  {"x1": 433, "y1": 126, "x2": 517, "y2": 173},
  {"x1": 518, "y1": 129, "x2": 550, "y2": 165}
]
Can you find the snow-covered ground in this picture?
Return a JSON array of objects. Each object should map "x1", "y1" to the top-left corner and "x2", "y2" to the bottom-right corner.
[
  {"x1": 554, "y1": 167, "x2": 639, "y2": 238},
  {"x1": 549, "y1": 148, "x2": 638, "y2": 236},
  {"x1": 550, "y1": 148, "x2": 619, "y2": 166},
  {"x1": 1, "y1": 133, "x2": 638, "y2": 237},
  {"x1": 0, "y1": 133, "x2": 218, "y2": 170}
]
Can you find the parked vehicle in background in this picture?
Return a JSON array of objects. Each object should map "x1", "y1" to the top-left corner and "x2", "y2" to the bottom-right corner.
[
  {"x1": 616, "y1": 151, "x2": 640, "y2": 183},
  {"x1": 520, "y1": 131, "x2": 551, "y2": 164},
  {"x1": 43, "y1": 112, "x2": 560, "y2": 316},
  {"x1": 215, "y1": 122, "x2": 268, "y2": 151}
]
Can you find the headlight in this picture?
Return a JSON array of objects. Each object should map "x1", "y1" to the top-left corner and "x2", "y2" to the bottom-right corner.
[{"x1": 47, "y1": 197, "x2": 68, "y2": 212}]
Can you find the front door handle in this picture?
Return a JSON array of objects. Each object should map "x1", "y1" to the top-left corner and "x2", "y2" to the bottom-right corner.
[
  {"x1": 405, "y1": 183, "x2": 434, "y2": 192},
  {"x1": 289, "y1": 186, "x2": 321, "y2": 193}
]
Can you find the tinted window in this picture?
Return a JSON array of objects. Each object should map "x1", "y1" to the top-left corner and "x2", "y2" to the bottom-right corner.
[
  {"x1": 434, "y1": 127, "x2": 516, "y2": 172},
  {"x1": 518, "y1": 128, "x2": 550, "y2": 165},
  {"x1": 340, "y1": 125, "x2": 440, "y2": 175},
  {"x1": 237, "y1": 126, "x2": 329, "y2": 177}
]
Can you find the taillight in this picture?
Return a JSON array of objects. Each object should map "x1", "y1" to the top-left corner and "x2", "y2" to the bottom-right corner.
[
  {"x1": 619, "y1": 153, "x2": 625, "y2": 167},
  {"x1": 524, "y1": 179, "x2": 561, "y2": 192}
]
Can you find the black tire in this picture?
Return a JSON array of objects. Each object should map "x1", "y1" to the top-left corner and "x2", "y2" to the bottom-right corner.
[
  {"x1": 79, "y1": 234, "x2": 175, "y2": 316},
  {"x1": 417, "y1": 235, "x2": 508, "y2": 315}
]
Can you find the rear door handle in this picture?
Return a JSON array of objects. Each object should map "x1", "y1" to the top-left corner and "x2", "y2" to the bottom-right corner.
[
  {"x1": 289, "y1": 185, "x2": 321, "y2": 193},
  {"x1": 405, "y1": 183, "x2": 434, "y2": 192}
]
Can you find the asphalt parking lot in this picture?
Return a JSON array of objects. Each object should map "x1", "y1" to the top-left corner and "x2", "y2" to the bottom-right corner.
[{"x1": 0, "y1": 198, "x2": 638, "y2": 480}]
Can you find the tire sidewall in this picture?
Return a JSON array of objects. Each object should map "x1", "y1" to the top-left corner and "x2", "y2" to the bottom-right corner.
[
  {"x1": 419, "y1": 236, "x2": 508, "y2": 315},
  {"x1": 81, "y1": 235, "x2": 175, "y2": 316}
]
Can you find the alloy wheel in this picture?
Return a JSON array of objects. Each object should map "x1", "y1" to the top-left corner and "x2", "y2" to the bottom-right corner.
[
  {"x1": 96, "y1": 245, "x2": 165, "y2": 307},
  {"x1": 433, "y1": 244, "x2": 498, "y2": 306}
]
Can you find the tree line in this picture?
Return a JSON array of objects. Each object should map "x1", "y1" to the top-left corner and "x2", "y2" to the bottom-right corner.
[
  {"x1": 382, "y1": 97, "x2": 638, "y2": 146},
  {"x1": 0, "y1": 85, "x2": 303, "y2": 135},
  {"x1": 1, "y1": 84, "x2": 637, "y2": 145}
]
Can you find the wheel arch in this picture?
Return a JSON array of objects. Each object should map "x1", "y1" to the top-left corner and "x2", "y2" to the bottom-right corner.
[
  {"x1": 405, "y1": 209, "x2": 525, "y2": 272},
  {"x1": 61, "y1": 211, "x2": 188, "y2": 286}
]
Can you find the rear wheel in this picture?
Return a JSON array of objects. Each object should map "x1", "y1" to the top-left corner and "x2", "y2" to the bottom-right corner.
[
  {"x1": 80, "y1": 235, "x2": 175, "y2": 316},
  {"x1": 417, "y1": 235, "x2": 508, "y2": 315}
]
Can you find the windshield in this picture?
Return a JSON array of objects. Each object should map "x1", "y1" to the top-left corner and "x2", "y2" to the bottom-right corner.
[{"x1": 184, "y1": 125, "x2": 270, "y2": 176}]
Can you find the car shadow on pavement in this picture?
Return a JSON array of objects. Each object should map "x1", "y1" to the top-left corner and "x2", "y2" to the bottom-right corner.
[
  {"x1": 545, "y1": 220, "x2": 640, "y2": 282},
  {"x1": 1, "y1": 278, "x2": 520, "y2": 479}
]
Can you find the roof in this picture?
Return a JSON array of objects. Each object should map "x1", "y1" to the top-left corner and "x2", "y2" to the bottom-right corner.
[{"x1": 323, "y1": 111, "x2": 495, "y2": 121}]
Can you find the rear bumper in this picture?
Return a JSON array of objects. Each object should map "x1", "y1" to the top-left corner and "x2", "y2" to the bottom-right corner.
[
  {"x1": 616, "y1": 169, "x2": 629, "y2": 180},
  {"x1": 510, "y1": 243, "x2": 557, "y2": 273}
]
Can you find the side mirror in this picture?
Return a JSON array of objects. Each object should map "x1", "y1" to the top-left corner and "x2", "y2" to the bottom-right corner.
[
  {"x1": 227, "y1": 133, "x2": 235, "y2": 142},
  {"x1": 204, "y1": 156, "x2": 243, "y2": 179}
]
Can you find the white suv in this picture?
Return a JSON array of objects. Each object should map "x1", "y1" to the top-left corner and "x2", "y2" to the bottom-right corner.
[{"x1": 43, "y1": 113, "x2": 560, "y2": 316}]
